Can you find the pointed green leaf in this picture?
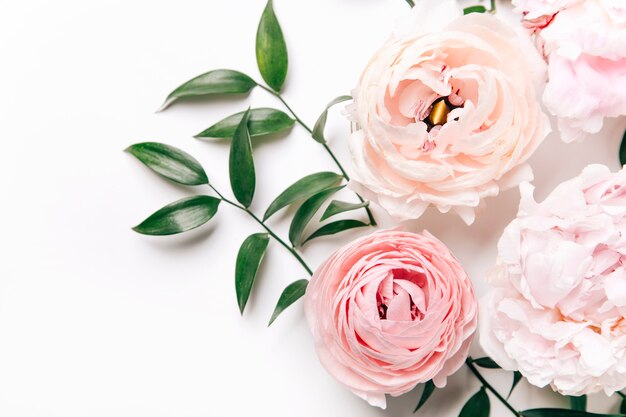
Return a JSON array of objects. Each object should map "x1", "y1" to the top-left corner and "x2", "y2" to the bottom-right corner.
[
  {"x1": 507, "y1": 371, "x2": 523, "y2": 399},
  {"x1": 126, "y1": 142, "x2": 208, "y2": 185},
  {"x1": 235, "y1": 233, "x2": 270, "y2": 314},
  {"x1": 303, "y1": 219, "x2": 368, "y2": 245},
  {"x1": 158, "y1": 69, "x2": 256, "y2": 111},
  {"x1": 256, "y1": 0, "x2": 288, "y2": 92},
  {"x1": 619, "y1": 132, "x2": 626, "y2": 165},
  {"x1": 263, "y1": 172, "x2": 343, "y2": 220},
  {"x1": 196, "y1": 108, "x2": 294, "y2": 139},
  {"x1": 132, "y1": 195, "x2": 220, "y2": 235},
  {"x1": 414, "y1": 380, "x2": 436, "y2": 413},
  {"x1": 473, "y1": 357, "x2": 501, "y2": 369},
  {"x1": 459, "y1": 387, "x2": 490, "y2": 417},
  {"x1": 268, "y1": 279, "x2": 308, "y2": 326},
  {"x1": 569, "y1": 396, "x2": 587, "y2": 412},
  {"x1": 289, "y1": 186, "x2": 344, "y2": 246},
  {"x1": 229, "y1": 108, "x2": 255, "y2": 207},
  {"x1": 312, "y1": 95, "x2": 352, "y2": 144},
  {"x1": 521, "y1": 409, "x2": 626, "y2": 417},
  {"x1": 320, "y1": 199, "x2": 369, "y2": 221},
  {"x1": 463, "y1": 5, "x2": 488, "y2": 14}
]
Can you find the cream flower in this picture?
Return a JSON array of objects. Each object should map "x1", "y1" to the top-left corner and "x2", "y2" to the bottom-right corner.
[{"x1": 348, "y1": 0, "x2": 549, "y2": 225}]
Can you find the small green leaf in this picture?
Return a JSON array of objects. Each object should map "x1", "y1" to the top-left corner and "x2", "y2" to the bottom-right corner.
[
  {"x1": 507, "y1": 371, "x2": 523, "y2": 399},
  {"x1": 473, "y1": 357, "x2": 501, "y2": 369},
  {"x1": 256, "y1": 0, "x2": 288, "y2": 92},
  {"x1": 229, "y1": 108, "x2": 255, "y2": 207},
  {"x1": 303, "y1": 219, "x2": 368, "y2": 245},
  {"x1": 268, "y1": 279, "x2": 308, "y2": 326},
  {"x1": 126, "y1": 142, "x2": 208, "y2": 185},
  {"x1": 196, "y1": 108, "x2": 295, "y2": 139},
  {"x1": 158, "y1": 69, "x2": 256, "y2": 111},
  {"x1": 569, "y1": 396, "x2": 587, "y2": 412},
  {"x1": 521, "y1": 409, "x2": 626, "y2": 417},
  {"x1": 321, "y1": 200, "x2": 369, "y2": 221},
  {"x1": 263, "y1": 172, "x2": 343, "y2": 220},
  {"x1": 463, "y1": 5, "x2": 488, "y2": 14},
  {"x1": 133, "y1": 195, "x2": 220, "y2": 235},
  {"x1": 619, "y1": 132, "x2": 626, "y2": 165},
  {"x1": 312, "y1": 95, "x2": 352, "y2": 144},
  {"x1": 459, "y1": 387, "x2": 490, "y2": 417},
  {"x1": 414, "y1": 380, "x2": 436, "y2": 413},
  {"x1": 289, "y1": 186, "x2": 344, "y2": 246},
  {"x1": 235, "y1": 233, "x2": 270, "y2": 314}
]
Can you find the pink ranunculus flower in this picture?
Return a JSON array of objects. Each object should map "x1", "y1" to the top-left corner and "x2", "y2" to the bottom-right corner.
[
  {"x1": 513, "y1": 0, "x2": 626, "y2": 142},
  {"x1": 481, "y1": 164, "x2": 626, "y2": 396},
  {"x1": 305, "y1": 229, "x2": 478, "y2": 409},
  {"x1": 347, "y1": 0, "x2": 550, "y2": 225}
]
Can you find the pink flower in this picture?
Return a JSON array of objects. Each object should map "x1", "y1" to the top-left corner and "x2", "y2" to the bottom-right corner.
[
  {"x1": 481, "y1": 164, "x2": 626, "y2": 396},
  {"x1": 513, "y1": 0, "x2": 626, "y2": 142},
  {"x1": 347, "y1": 0, "x2": 549, "y2": 225},
  {"x1": 304, "y1": 229, "x2": 477, "y2": 408}
]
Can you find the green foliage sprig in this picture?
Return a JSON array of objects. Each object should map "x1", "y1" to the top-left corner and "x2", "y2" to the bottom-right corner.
[{"x1": 127, "y1": 0, "x2": 377, "y2": 327}]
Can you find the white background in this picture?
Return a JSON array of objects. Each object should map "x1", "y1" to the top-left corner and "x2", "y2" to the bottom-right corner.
[{"x1": 1, "y1": 0, "x2": 625, "y2": 416}]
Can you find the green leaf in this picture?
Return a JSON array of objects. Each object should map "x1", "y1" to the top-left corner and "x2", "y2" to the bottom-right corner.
[
  {"x1": 569, "y1": 396, "x2": 587, "y2": 412},
  {"x1": 619, "y1": 132, "x2": 626, "y2": 165},
  {"x1": 414, "y1": 380, "x2": 436, "y2": 413},
  {"x1": 463, "y1": 5, "x2": 488, "y2": 14},
  {"x1": 507, "y1": 371, "x2": 523, "y2": 399},
  {"x1": 472, "y1": 357, "x2": 501, "y2": 369},
  {"x1": 132, "y1": 195, "x2": 220, "y2": 235},
  {"x1": 289, "y1": 186, "x2": 344, "y2": 246},
  {"x1": 312, "y1": 95, "x2": 352, "y2": 144},
  {"x1": 321, "y1": 200, "x2": 369, "y2": 221},
  {"x1": 196, "y1": 108, "x2": 295, "y2": 139},
  {"x1": 126, "y1": 142, "x2": 208, "y2": 186},
  {"x1": 229, "y1": 108, "x2": 255, "y2": 207},
  {"x1": 158, "y1": 69, "x2": 256, "y2": 111},
  {"x1": 268, "y1": 279, "x2": 308, "y2": 326},
  {"x1": 303, "y1": 219, "x2": 368, "y2": 245},
  {"x1": 263, "y1": 172, "x2": 343, "y2": 220},
  {"x1": 256, "y1": 0, "x2": 288, "y2": 92},
  {"x1": 235, "y1": 233, "x2": 270, "y2": 314},
  {"x1": 459, "y1": 387, "x2": 490, "y2": 417},
  {"x1": 521, "y1": 409, "x2": 626, "y2": 417}
]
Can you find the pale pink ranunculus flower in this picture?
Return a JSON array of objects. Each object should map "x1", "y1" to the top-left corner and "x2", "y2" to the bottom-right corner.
[
  {"x1": 304, "y1": 229, "x2": 477, "y2": 409},
  {"x1": 347, "y1": 0, "x2": 550, "y2": 225},
  {"x1": 481, "y1": 164, "x2": 626, "y2": 396},
  {"x1": 513, "y1": 0, "x2": 626, "y2": 142}
]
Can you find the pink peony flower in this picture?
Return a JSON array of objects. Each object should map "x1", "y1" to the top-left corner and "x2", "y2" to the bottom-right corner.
[
  {"x1": 347, "y1": 0, "x2": 549, "y2": 225},
  {"x1": 304, "y1": 229, "x2": 477, "y2": 409},
  {"x1": 513, "y1": 0, "x2": 626, "y2": 142},
  {"x1": 481, "y1": 164, "x2": 626, "y2": 396}
]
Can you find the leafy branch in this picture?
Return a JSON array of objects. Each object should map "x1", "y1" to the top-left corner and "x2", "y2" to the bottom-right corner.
[{"x1": 415, "y1": 356, "x2": 626, "y2": 416}]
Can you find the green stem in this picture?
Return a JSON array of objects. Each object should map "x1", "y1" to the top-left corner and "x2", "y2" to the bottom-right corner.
[
  {"x1": 490, "y1": 0, "x2": 496, "y2": 12},
  {"x1": 466, "y1": 358, "x2": 521, "y2": 417},
  {"x1": 618, "y1": 392, "x2": 626, "y2": 399},
  {"x1": 258, "y1": 84, "x2": 377, "y2": 226},
  {"x1": 209, "y1": 184, "x2": 313, "y2": 276},
  {"x1": 404, "y1": 0, "x2": 415, "y2": 6}
]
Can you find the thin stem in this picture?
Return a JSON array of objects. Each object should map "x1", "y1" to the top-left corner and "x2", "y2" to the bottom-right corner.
[
  {"x1": 466, "y1": 358, "x2": 521, "y2": 417},
  {"x1": 259, "y1": 85, "x2": 314, "y2": 133},
  {"x1": 618, "y1": 392, "x2": 626, "y2": 400},
  {"x1": 405, "y1": 0, "x2": 415, "y2": 7},
  {"x1": 209, "y1": 184, "x2": 313, "y2": 276},
  {"x1": 258, "y1": 84, "x2": 377, "y2": 226},
  {"x1": 490, "y1": 0, "x2": 496, "y2": 13}
]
